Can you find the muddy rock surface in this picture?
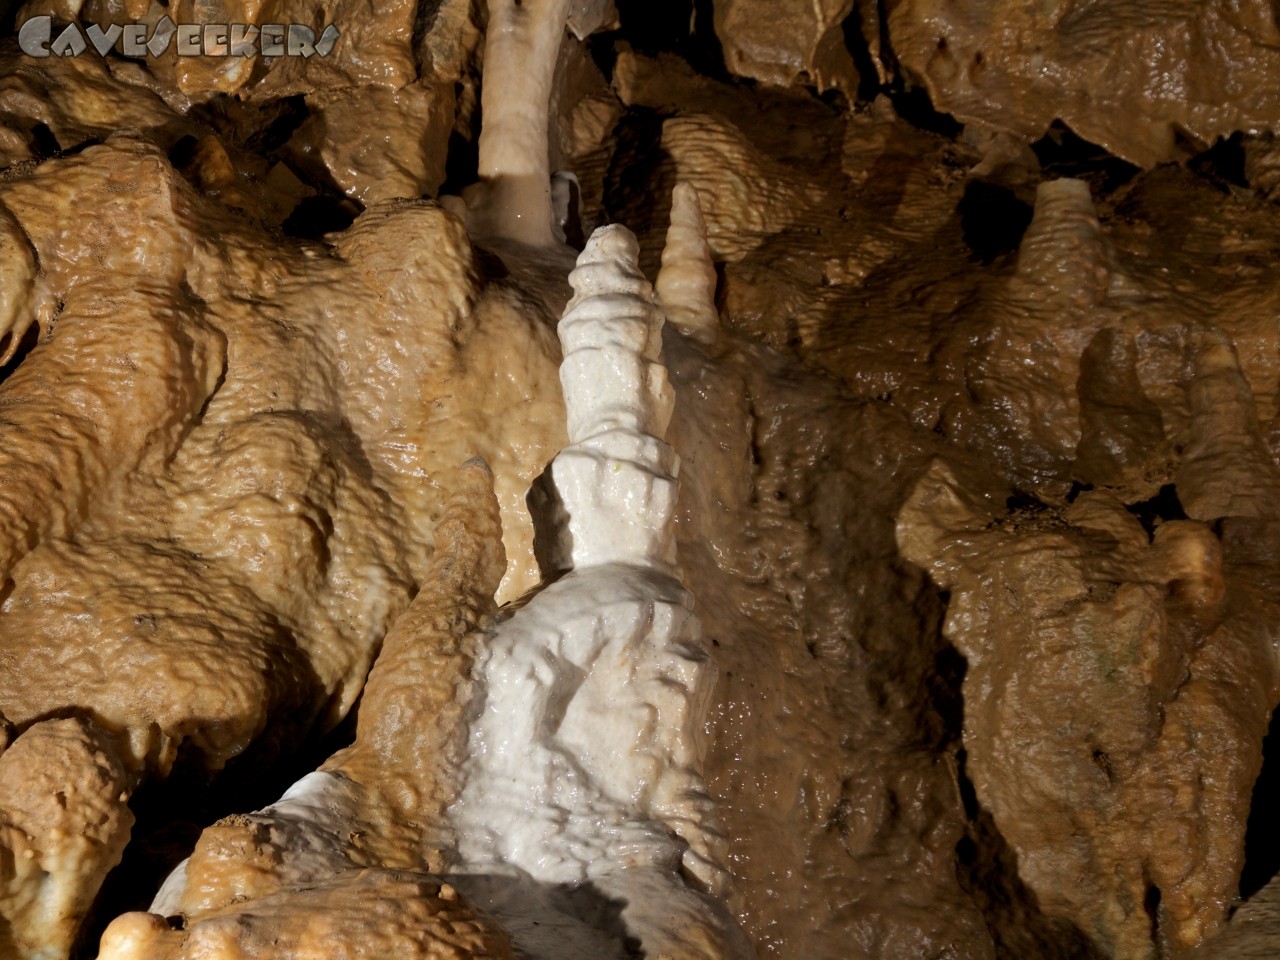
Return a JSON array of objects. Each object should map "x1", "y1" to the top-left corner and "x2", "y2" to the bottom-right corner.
[
  {"x1": 885, "y1": 0, "x2": 1280, "y2": 167},
  {"x1": 0, "y1": 1, "x2": 1278, "y2": 959}
]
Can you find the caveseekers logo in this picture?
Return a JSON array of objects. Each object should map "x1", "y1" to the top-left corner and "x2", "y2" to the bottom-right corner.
[{"x1": 18, "y1": 16, "x2": 339, "y2": 58}]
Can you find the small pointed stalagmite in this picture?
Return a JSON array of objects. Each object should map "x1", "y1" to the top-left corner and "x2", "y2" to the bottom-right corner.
[{"x1": 656, "y1": 182, "x2": 720, "y2": 345}]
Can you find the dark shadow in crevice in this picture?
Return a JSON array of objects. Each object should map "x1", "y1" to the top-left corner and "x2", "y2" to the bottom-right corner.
[
  {"x1": 958, "y1": 179, "x2": 1034, "y2": 263},
  {"x1": 1124, "y1": 484, "x2": 1187, "y2": 540},
  {"x1": 0, "y1": 319, "x2": 38, "y2": 387},
  {"x1": 1241, "y1": 706, "x2": 1280, "y2": 898},
  {"x1": 586, "y1": 27, "x2": 623, "y2": 79},
  {"x1": 245, "y1": 95, "x2": 310, "y2": 154},
  {"x1": 16, "y1": 121, "x2": 100, "y2": 164},
  {"x1": 928, "y1": 636, "x2": 966, "y2": 747},
  {"x1": 72, "y1": 636, "x2": 351, "y2": 959},
  {"x1": 447, "y1": 875, "x2": 642, "y2": 960},
  {"x1": 281, "y1": 194, "x2": 361, "y2": 240},
  {"x1": 954, "y1": 748, "x2": 1109, "y2": 959},
  {"x1": 861, "y1": 7, "x2": 961, "y2": 139},
  {"x1": 596, "y1": 0, "x2": 732, "y2": 83},
  {"x1": 440, "y1": 126, "x2": 481, "y2": 199},
  {"x1": 472, "y1": 245, "x2": 511, "y2": 283},
  {"x1": 1005, "y1": 488, "x2": 1051, "y2": 516},
  {"x1": 689, "y1": 0, "x2": 729, "y2": 79},
  {"x1": 1143, "y1": 881, "x2": 1163, "y2": 945},
  {"x1": 527, "y1": 463, "x2": 572, "y2": 585},
  {"x1": 1189, "y1": 132, "x2": 1248, "y2": 193},
  {"x1": 166, "y1": 133, "x2": 199, "y2": 170},
  {"x1": 0, "y1": 0, "x2": 24, "y2": 36},
  {"x1": 887, "y1": 84, "x2": 962, "y2": 139},
  {"x1": 1032, "y1": 121, "x2": 1142, "y2": 196},
  {"x1": 176, "y1": 92, "x2": 368, "y2": 235},
  {"x1": 613, "y1": 0, "x2": 694, "y2": 56},
  {"x1": 603, "y1": 0, "x2": 729, "y2": 82},
  {"x1": 601, "y1": 107, "x2": 675, "y2": 277},
  {"x1": 842, "y1": 9, "x2": 884, "y2": 104},
  {"x1": 54, "y1": 136, "x2": 103, "y2": 158},
  {"x1": 1065, "y1": 481, "x2": 1094, "y2": 504},
  {"x1": 185, "y1": 93, "x2": 309, "y2": 157},
  {"x1": 29, "y1": 122, "x2": 59, "y2": 160}
]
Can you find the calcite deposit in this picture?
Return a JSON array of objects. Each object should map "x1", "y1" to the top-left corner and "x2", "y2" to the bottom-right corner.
[
  {"x1": 96, "y1": 463, "x2": 519, "y2": 960},
  {"x1": 94, "y1": 220, "x2": 745, "y2": 960},
  {"x1": 885, "y1": 0, "x2": 1280, "y2": 166},
  {"x1": 710, "y1": 0, "x2": 859, "y2": 95},
  {"x1": 0, "y1": 1, "x2": 1279, "y2": 959}
]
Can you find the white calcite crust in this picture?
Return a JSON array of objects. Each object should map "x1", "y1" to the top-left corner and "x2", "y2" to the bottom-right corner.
[
  {"x1": 448, "y1": 223, "x2": 748, "y2": 957},
  {"x1": 455, "y1": 568, "x2": 715, "y2": 879}
]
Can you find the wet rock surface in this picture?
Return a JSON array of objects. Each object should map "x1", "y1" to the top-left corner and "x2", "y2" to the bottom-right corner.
[
  {"x1": 885, "y1": 0, "x2": 1280, "y2": 167},
  {"x1": 0, "y1": 1, "x2": 1277, "y2": 959}
]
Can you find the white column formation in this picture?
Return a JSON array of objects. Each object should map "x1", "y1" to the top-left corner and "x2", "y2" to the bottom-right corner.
[
  {"x1": 451, "y1": 223, "x2": 746, "y2": 958},
  {"x1": 551, "y1": 224, "x2": 679, "y2": 571},
  {"x1": 471, "y1": 0, "x2": 572, "y2": 246}
]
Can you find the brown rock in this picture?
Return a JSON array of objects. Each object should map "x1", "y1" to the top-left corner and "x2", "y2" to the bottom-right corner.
[
  {"x1": 101, "y1": 870, "x2": 516, "y2": 959},
  {"x1": 712, "y1": 0, "x2": 859, "y2": 95},
  {"x1": 899, "y1": 463, "x2": 1279, "y2": 956},
  {"x1": 287, "y1": 81, "x2": 456, "y2": 205},
  {"x1": 886, "y1": 0, "x2": 1280, "y2": 166},
  {"x1": 1188, "y1": 871, "x2": 1280, "y2": 959},
  {"x1": 5, "y1": 6, "x2": 1280, "y2": 958},
  {"x1": 0, "y1": 125, "x2": 565, "y2": 951},
  {"x1": 0, "y1": 719, "x2": 134, "y2": 959}
]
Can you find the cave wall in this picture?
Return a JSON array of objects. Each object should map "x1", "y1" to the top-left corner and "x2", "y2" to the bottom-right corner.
[{"x1": 0, "y1": 1, "x2": 1276, "y2": 958}]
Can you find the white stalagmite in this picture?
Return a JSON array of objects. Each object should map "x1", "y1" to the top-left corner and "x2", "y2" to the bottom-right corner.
[
  {"x1": 449, "y1": 223, "x2": 748, "y2": 957},
  {"x1": 656, "y1": 182, "x2": 720, "y2": 344}
]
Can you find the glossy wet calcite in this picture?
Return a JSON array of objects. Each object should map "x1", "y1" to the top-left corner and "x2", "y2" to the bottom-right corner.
[{"x1": 0, "y1": 2, "x2": 1276, "y2": 959}]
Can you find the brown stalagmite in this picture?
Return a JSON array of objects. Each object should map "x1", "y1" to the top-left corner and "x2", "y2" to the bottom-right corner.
[
  {"x1": 1015, "y1": 178, "x2": 1113, "y2": 307},
  {"x1": 1176, "y1": 329, "x2": 1280, "y2": 521},
  {"x1": 657, "y1": 182, "x2": 720, "y2": 345},
  {"x1": 0, "y1": 718, "x2": 134, "y2": 960},
  {"x1": 898, "y1": 455, "x2": 1279, "y2": 957}
]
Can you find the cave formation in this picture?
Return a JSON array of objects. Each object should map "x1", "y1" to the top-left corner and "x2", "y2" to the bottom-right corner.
[{"x1": 0, "y1": 0, "x2": 1276, "y2": 958}]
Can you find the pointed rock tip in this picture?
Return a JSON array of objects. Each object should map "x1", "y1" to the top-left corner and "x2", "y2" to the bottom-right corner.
[{"x1": 670, "y1": 182, "x2": 705, "y2": 221}]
